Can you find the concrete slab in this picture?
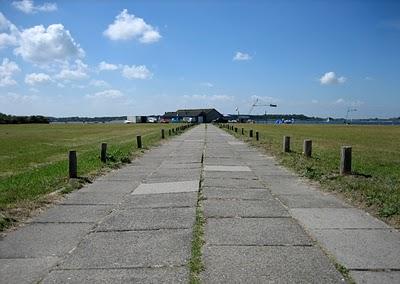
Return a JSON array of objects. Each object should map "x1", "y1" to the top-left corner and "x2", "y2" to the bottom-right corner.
[
  {"x1": 205, "y1": 218, "x2": 312, "y2": 246},
  {"x1": 279, "y1": 193, "x2": 349, "y2": 208},
  {"x1": 59, "y1": 229, "x2": 192, "y2": 269},
  {"x1": 0, "y1": 257, "x2": 59, "y2": 284},
  {"x1": 350, "y1": 270, "x2": 400, "y2": 284},
  {"x1": 201, "y1": 246, "x2": 345, "y2": 283},
  {"x1": 43, "y1": 267, "x2": 188, "y2": 283},
  {"x1": 204, "y1": 199, "x2": 289, "y2": 218},
  {"x1": 262, "y1": 176, "x2": 315, "y2": 194},
  {"x1": 96, "y1": 207, "x2": 195, "y2": 231},
  {"x1": 203, "y1": 178, "x2": 263, "y2": 189},
  {"x1": 291, "y1": 208, "x2": 389, "y2": 229},
  {"x1": 204, "y1": 166, "x2": 252, "y2": 172},
  {"x1": 0, "y1": 223, "x2": 92, "y2": 258},
  {"x1": 31, "y1": 204, "x2": 112, "y2": 223},
  {"x1": 228, "y1": 141, "x2": 245, "y2": 145},
  {"x1": 312, "y1": 229, "x2": 400, "y2": 269},
  {"x1": 203, "y1": 171, "x2": 258, "y2": 180},
  {"x1": 61, "y1": 191, "x2": 126, "y2": 205},
  {"x1": 121, "y1": 192, "x2": 197, "y2": 209},
  {"x1": 79, "y1": 180, "x2": 139, "y2": 193},
  {"x1": 203, "y1": 187, "x2": 273, "y2": 200},
  {"x1": 132, "y1": 180, "x2": 199, "y2": 195}
]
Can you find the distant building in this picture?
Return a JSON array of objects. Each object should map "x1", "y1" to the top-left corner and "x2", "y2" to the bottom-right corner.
[{"x1": 163, "y1": 108, "x2": 223, "y2": 123}]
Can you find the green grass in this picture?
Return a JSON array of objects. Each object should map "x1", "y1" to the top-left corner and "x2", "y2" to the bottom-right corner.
[
  {"x1": 224, "y1": 124, "x2": 400, "y2": 226},
  {"x1": 0, "y1": 123, "x2": 184, "y2": 227}
]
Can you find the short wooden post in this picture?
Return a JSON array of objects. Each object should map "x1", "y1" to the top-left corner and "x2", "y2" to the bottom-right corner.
[
  {"x1": 69, "y1": 150, "x2": 77, "y2": 178},
  {"x1": 303, "y1": 140, "x2": 312, "y2": 157},
  {"x1": 137, "y1": 135, "x2": 142, "y2": 149},
  {"x1": 249, "y1": 130, "x2": 253, "y2": 138},
  {"x1": 256, "y1": 131, "x2": 259, "y2": 141},
  {"x1": 283, "y1": 136, "x2": 290, "y2": 152},
  {"x1": 169, "y1": 129, "x2": 172, "y2": 136},
  {"x1": 235, "y1": 127, "x2": 238, "y2": 133},
  {"x1": 340, "y1": 146, "x2": 352, "y2": 175},
  {"x1": 241, "y1": 128, "x2": 244, "y2": 135},
  {"x1": 172, "y1": 128, "x2": 175, "y2": 134},
  {"x1": 100, "y1": 143, "x2": 107, "y2": 162},
  {"x1": 161, "y1": 129, "x2": 165, "y2": 139}
]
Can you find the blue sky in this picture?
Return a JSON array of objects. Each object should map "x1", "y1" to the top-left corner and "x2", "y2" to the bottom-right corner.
[{"x1": 0, "y1": 0, "x2": 399, "y2": 118}]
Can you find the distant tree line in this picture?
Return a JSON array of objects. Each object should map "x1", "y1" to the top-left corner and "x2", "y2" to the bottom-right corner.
[
  {"x1": 47, "y1": 116, "x2": 127, "y2": 123},
  {"x1": 0, "y1": 113, "x2": 49, "y2": 124}
]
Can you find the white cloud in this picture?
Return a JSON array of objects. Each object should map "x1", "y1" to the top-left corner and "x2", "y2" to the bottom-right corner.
[
  {"x1": 103, "y1": 9, "x2": 161, "y2": 43},
  {"x1": 14, "y1": 24, "x2": 84, "y2": 65},
  {"x1": 334, "y1": 98, "x2": 363, "y2": 107},
  {"x1": 122, "y1": 65, "x2": 152, "y2": 79},
  {"x1": 233, "y1": 51, "x2": 252, "y2": 61},
  {"x1": 89, "y1": 79, "x2": 110, "y2": 88},
  {"x1": 0, "y1": 13, "x2": 19, "y2": 49},
  {"x1": 0, "y1": 58, "x2": 20, "y2": 87},
  {"x1": 311, "y1": 99, "x2": 318, "y2": 104},
  {"x1": 86, "y1": 89, "x2": 124, "y2": 99},
  {"x1": 55, "y1": 60, "x2": 88, "y2": 81},
  {"x1": 183, "y1": 94, "x2": 233, "y2": 101},
  {"x1": 200, "y1": 82, "x2": 214, "y2": 88},
  {"x1": 12, "y1": 0, "x2": 57, "y2": 14},
  {"x1": 25, "y1": 72, "x2": 52, "y2": 85},
  {"x1": 98, "y1": 61, "x2": 118, "y2": 71},
  {"x1": 0, "y1": 92, "x2": 38, "y2": 103},
  {"x1": 319, "y1": 71, "x2": 347, "y2": 85},
  {"x1": 335, "y1": 98, "x2": 345, "y2": 104}
]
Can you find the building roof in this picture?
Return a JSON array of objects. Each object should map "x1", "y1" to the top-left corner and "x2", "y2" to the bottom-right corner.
[{"x1": 163, "y1": 108, "x2": 222, "y2": 118}]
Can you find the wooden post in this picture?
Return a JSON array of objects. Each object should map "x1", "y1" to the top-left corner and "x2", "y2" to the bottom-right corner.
[
  {"x1": 340, "y1": 146, "x2": 352, "y2": 175},
  {"x1": 235, "y1": 127, "x2": 238, "y2": 133},
  {"x1": 256, "y1": 131, "x2": 259, "y2": 141},
  {"x1": 283, "y1": 136, "x2": 290, "y2": 152},
  {"x1": 303, "y1": 140, "x2": 312, "y2": 157},
  {"x1": 172, "y1": 128, "x2": 175, "y2": 134},
  {"x1": 161, "y1": 129, "x2": 165, "y2": 139},
  {"x1": 241, "y1": 128, "x2": 244, "y2": 135},
  {"x1": 169, "y1": 129, "x2": 172, "y2": 136},
  {"x1": 137, "y1": 135, "x2": 142, "y2": 149},
  {"x1": 69, "y1": 150, "x2": 77, "y2": 178},
  {"x1": 100, "y1": 143, "x2": 107, "y2": 162},
  {"x1": 249, "y1": 130, "x2": 253, "y2": 138}
]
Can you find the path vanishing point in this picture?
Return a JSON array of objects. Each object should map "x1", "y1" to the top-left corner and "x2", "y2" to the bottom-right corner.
[{"x1": 1, "y1": 124, "x2": 399, "y2": 283}]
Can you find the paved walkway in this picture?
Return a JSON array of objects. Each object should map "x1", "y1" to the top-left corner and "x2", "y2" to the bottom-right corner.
[{"x1": 1, "y1": 124, "x2": 399, "y2": 283}]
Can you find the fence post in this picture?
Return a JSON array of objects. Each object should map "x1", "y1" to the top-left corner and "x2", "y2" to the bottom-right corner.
[
  {"x1": 169, "y1": 129, "x2": 172, "y2": 136},
  {"x1": 137, "y1": 135, "x2": 142, "y2": 149},
  {"x1": 340, "y1": 146, "x2": 352, "y2": 175},
  {"x1": 235, "y1": 127, "x2": 238, "y2": 133},
  {"x1": 101, "y1": 143, "x2": 107, "y2": 162},
  {"x1": 249, "y1": 130, "x2": 253, "y2": 138},
  {"x1": 161, "y1": 129, "x2": 165, "y2": 139},
  {"x1": 283, "y1": 136, "x2": 290, "y2": 152},
  {"x1": 241, "y1": 128, "x2": 244, "y2": 135},
  {"x1": 303, "y1": 140, "x2": 312, "y2": 157},
  {"x1": 256, "y1": 131, "x2": 259, "y2": 141},
  {"x1": 69, "y1": 150, "x2": 77, "y2": 179}
]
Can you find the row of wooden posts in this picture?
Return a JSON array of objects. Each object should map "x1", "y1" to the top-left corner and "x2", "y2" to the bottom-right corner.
[
  {"x1": 68, "y1": 124, "x2": 193, "y2": 179},
  {"x1": 221, "y1": 124, "x2": 352, "y2": 175}
]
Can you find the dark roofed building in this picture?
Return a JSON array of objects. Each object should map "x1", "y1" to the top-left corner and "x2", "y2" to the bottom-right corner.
[{"x1": 163, "y1": 108, "x2": 223, "y2": 123}]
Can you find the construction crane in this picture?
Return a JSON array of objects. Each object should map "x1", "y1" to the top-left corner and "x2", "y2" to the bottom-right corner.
[
  {"x1": 248, "y1": 98, "x2": 277, "y2": 115},
  {"x1": 345, "y1": 107, "x2": 357, "y2": 124}
]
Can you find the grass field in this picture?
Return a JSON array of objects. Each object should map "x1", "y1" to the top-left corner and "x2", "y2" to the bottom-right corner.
[
  {"x1": 224, "y1": 124, "x2": 400, "y2": 227},
  {"x1": 0, "y1": 123, "x2": 183, "y2": 230}
]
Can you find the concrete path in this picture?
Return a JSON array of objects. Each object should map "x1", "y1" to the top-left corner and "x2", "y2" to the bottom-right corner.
[
  {"x1": 0, "y1": 126, "x2": 205, "y2": 283},
  {"x1": 200, "y1": 124, "x2": 400, "y2": 284},
  {"x1": 1, "y1": 124, "x2": 399, "y2": 283}
]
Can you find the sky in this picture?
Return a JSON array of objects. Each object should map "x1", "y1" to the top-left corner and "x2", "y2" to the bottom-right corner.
[{"x1": 0, "y1": 0, "x2": 399, "y2": 118}]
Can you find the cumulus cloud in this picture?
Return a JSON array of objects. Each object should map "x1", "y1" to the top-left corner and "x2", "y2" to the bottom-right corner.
[
  {"x1": 233, "y1": 51, "x2": 252, "y2": 61},
  {"x1": 98, "y1": 61, "x2": 118, "y2": 71},
  {"x1": 14, "y1": 24, "x2": 84, "y2": 65},
  {"x1": 0, "y1": 13, "x2": 19, "y2": 49},
  {"x1": 103, "y1": 9, "x2": 161, "y2": 43},
  {"x1": 200, "y1": 82, "x2": 214, "y2": 88},
  {"x1": 122, "y1": 65, "x2": 152, "y2": 79},
  {"x1": 0, "y1": 92, "x2": 38, "y2": 104},
  {"x1": 25, "y1": 72, "x2": 52, "y2": 85},
  {"x1": 89, "y1": 79, "x2": 110, "y2": 88},
  {"x1": 86, "y1": 89, "x2": 124, "y2": 99},
  {"x1": 319, "y1": 71, "x2": 347, "y2": 85},
  {"x1": 12, "y1": 0, "x2": 57, "y2": 14},
  {"x1": 334, "y1": 98, "x2": 363, "y2": 107},
  {"x1": 183, "y1": 94, "x2": 233, "y2": 101},
  {"x1": 55, "y1": 60, "x2": 88, "y2": 81},
  {"x1": 0, "y1": 58, "x2": 20, "y2": 87}
]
